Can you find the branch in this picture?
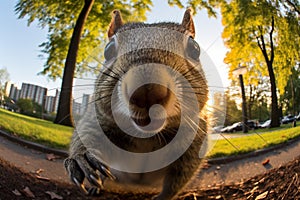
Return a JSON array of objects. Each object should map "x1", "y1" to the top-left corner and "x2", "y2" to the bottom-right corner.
[
  {"x1": 285, "y1": 0, "x2": 300, "y2": 15},
  {"x1": 256, "y1": 36, "x2": 263, "y2": 52},
  {"x1": 269, "y1": 16, "x2": 275, "y2": 63},
  {"x1": 256, "y1": 26, "x2": 268, "y2": 61}
]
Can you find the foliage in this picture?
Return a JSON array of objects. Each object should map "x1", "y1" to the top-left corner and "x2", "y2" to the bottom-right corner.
[
  {"x1": 0, "y1": 67, "x2": 10, "y2": 85},
  {"x1": 15, "y1": 0, "x2": 153, "y2": 80},
  {"x1": 14, "y1": 0, "x2": 223, "y2": 80},
  {"x1": 0, "y1": 68, "x2": 10, "y2": 104},
  {"x1": 221, "y1": 1, "x2": 299, "y2": 87},
  {"x1": 224, "y1": 91, "x2": 242, "y2": 126},
  {"x1": 168, "y1": 0, "x2": 222, "y2": 17},
  {"x1": 281, "y1": 65, "x2": 300, "y2": 115},
  {"x1": 220, "y1": 0, "x2": 300, "y2": 127},
  {"x1": 16, "y1": 98, "x2": 33, "y2": 113}
]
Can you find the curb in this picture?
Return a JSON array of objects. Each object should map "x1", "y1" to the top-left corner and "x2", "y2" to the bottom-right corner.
[
  {"x1": 0, "y1": 129, "x2": 299, "y2": 165},
  {"x1": 0, "y1": 129, "x2": 68, "y2": 157}
]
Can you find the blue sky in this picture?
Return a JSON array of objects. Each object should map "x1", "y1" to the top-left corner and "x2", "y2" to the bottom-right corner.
[{"x1": 0, "y1": 0, "x2": 228, "y2": 96}]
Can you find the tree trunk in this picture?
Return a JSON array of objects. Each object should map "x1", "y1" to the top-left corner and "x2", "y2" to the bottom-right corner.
[
  {"x1": 256, "y1": 17, "x2": 280, "y2": 128},
  {"x1": 54, "y1": 0, "x2": 95, "y2": 126},
  {"x1": 248, "y1": 85, "x2": 253, "y2": 120},
  {"x1": 267, "y1": 61, "x2": 281, "y2": 127}
]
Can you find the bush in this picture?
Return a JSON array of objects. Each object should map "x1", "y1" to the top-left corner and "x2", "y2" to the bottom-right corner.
[{"x1": 16, "y1": 98, "x2": 33, "y2": 114}]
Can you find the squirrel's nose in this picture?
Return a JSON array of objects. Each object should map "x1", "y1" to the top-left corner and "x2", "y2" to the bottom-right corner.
[{"x1": 129, "y1": 84, "x2": 170, "y2": 109}]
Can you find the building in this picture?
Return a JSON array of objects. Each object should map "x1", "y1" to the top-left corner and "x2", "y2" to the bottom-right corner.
[
  {"x1": 44, "y1": 89, "x2": 59, "y2": 113},
  {"x1": 19, "y1": 83, "x2": 47, "y2": 105},
  {"x1": 9, "y1": 84, "x2": 21, "y2": 101},
  {"x1": 4, "y1": 81, "x2": 95, "y2": 117},
  {"x1": 81, "y1": 93, "x2": 92, "y2": 115},
  {"x1": 72, "y1": 100, "x2": 81, "y2": 116},
  {"x1": 45, "y1": 96, "x2": 56, "y2": 113},
  {"x1": 4, "y1": 81, "x2": 12, "y2": 96}
]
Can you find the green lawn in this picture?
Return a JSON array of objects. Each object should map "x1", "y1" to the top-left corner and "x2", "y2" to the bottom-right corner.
[
  {"x1": 0, "y1": 108, "x2": 73, "y2": 149},
  {"x1": 0, "y1": 108, "x2": 300, "y2": 158},
  {"x1": 207, "y1": 125, "x2": 300, "y2": 158}
]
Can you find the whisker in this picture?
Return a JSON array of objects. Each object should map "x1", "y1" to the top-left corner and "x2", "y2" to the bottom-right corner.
[
  {"x1": 75, "y1": 77, "x2": 97, "y2": 81},
  {"x1": 101, "y1": 71, "x2": 121, "y2": 81}
]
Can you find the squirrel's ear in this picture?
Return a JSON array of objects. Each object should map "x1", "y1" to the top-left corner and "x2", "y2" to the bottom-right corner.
[
  {"x1": 108, "y1": 10, "x2": 124, "y2": 38},
  {"x1": 181, "y1": 8, "x2": 195, "y2": 38}
]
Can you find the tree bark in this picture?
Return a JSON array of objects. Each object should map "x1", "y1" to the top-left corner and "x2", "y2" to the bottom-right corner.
[{"x1": 54, "y1": 0, "x2": 95, "y2": 126}]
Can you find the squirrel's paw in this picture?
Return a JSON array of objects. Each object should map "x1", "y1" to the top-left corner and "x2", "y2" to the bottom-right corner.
[{"x1": 64, "y1": 151, "x2": 115, "y2": 195}]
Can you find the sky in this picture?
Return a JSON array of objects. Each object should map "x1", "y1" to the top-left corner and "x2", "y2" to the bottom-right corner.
[{"x1": 0, "y1": 0, "x2": 228, "y2": 96}]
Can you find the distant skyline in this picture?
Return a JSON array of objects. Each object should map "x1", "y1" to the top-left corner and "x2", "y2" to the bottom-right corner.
[{"x1": 0, "y1": 0, "x2": 228, "y2": 96}]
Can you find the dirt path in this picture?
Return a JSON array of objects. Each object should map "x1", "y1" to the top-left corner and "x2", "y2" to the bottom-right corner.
[{"x1": 1, "y1": 134, "x2": 300, "y2": 188}]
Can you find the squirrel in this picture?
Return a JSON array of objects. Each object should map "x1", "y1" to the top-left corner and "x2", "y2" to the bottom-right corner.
[{"x1": 64, "y1": 8, "x2": 208, "y2": 200}]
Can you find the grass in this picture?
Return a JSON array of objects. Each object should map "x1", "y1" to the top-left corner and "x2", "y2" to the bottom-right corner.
[
  {"x1": 207, "y1": 125, "x2": 300, "y2": 158},
  {"x1": 0, "y1": 108, "x2": 300, "y2": 158},
  {"x1": 0, "y1": 108, "x2": 73, "y2": 149}
]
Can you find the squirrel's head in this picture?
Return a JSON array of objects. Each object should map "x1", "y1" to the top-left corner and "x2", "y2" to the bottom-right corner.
[{"x1": 95, "y1": 9, "x2": 208, "y2": 135}]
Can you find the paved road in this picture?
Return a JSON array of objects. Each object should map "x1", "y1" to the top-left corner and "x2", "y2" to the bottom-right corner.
[
  {"x1": 0, "y1": 135, "x2": 68, "y2": 184},
  {"x1": 0, "y1": 133, "x2": 300, "y2": 190}
]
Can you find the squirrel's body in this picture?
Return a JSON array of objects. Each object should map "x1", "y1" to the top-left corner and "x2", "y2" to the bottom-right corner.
[{"x1": 65, "y1": 9, "x2": 208, "y2": 200}]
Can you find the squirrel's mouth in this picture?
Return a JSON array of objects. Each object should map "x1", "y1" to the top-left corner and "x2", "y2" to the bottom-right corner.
[
  {"x1": 131, "y1": 115, "x2": 166, "y2": 133},
  {"x1": 131, "y1": 116, "x2": 151, "y2": 127}
]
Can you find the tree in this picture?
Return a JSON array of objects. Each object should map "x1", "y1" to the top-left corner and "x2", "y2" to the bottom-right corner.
[
  {"x1": 220, "y1": 0, "x2": 300, "y2": 127},
  {"x1": 15, "y1": 0, "x2": 153, "y2": 126},
  {"x1": 223, "y1": 90, "x2": 242, "y2": 126},
  {"x1": 281, "y1": 65, "x2": 300, "y2": 115},
  {"x1": 0, "y1": 67, "x2": 9, "y2": 84},
  {"x1": 0, "y1": 67, "x2": 10, "y2": 105},
  {"x1": 17, "y1": 98, "x2": 33, "y2": 114},
  {"x1": 54, "y1": 0, "x2": 95, "y2": 126}
]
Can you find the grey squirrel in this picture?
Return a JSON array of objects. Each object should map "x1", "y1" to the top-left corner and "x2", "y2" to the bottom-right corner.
[{"x1": 64, "y1": 8, "x2": 208, "y2": 200}]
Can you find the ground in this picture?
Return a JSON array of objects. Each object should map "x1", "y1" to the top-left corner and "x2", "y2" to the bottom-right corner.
[{"x1": 0, "y1": 156, "x2": 299, "y2": 200}]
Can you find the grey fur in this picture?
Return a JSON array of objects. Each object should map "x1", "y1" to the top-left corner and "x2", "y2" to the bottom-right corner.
[{"x1": 64, "y1": 9, "x2": 208, "y2": 200}]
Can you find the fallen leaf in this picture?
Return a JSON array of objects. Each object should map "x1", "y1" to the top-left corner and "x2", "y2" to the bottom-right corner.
[
  {"x1": 262, "y1": 159, "x2": 270, "y2": 166},
  {"x1": 36, "y1": 175, "x2": 50, "y2": 181},
  {"x1": 45, "y1": 191, "x2": 63, "y2": 199},
  {"x1": 250, "y1": 186, "x2": 259, "y2": 194},
  {"x1": 22, "y1": 187, "x2": 35, "y2": 198},
  {"x1": 201, "y1": 162, "x2": 211, "y2": 169},
  {"x1": 258, "y1": 177, "x2": 265, "y2": 183},
  {"x1": 36, "y1": 168, "x2": 44, "y2": 174},
  {"x1": 12, "y1": 189, "x2": 22, "y2": 196},
  {"x1": 215, "y1": 195, "x2": 222, "y2": 199},
  {"x1": 255, "y1": 191, "x2": 268, "y2": 200},
  {"x1": 46, "y1": 153, "x2": 59, "y2": 161}
]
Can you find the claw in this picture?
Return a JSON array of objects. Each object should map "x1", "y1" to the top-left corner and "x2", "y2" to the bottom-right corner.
[
  {"x1": 73, "y1": 177, "x2": 88, "y2": 195},
  {"x1": 89, "y1": 174, "x2": 103, "y2": 188},
  {"x1": 88, "y1": 187, "x2": 101, "y2": 196},
  {"x1": 85, "y1": 152, "x2": 116, "y2": 180},
  {"x1": 100, "y1": 165, "x2": 116, "y2": 180}
]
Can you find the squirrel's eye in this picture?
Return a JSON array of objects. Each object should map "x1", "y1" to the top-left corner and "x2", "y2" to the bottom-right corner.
[
  {"x1": 104, "y1": 38, "x2": 117, "y2": 61},
  {"x1": 186, "y1": 37, "x2": 200, "y2": 61}
]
